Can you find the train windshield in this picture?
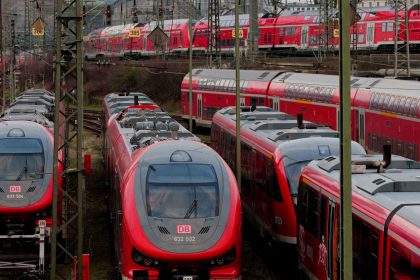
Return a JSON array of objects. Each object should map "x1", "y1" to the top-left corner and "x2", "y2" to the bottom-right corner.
[
  {"x1": 285, "y1": 160, "x2": 311, "y2": 197},
  {"x1": 146, "y1": 164, "x2": 219, "y2": 219},
  {"x1": 0, "y1": 139, "x2": 44, "y2": 181}
]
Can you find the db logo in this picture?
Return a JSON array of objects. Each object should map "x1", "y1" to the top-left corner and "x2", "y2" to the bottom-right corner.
[
  {"x1": 9, "y1": 186, "x2": 21, "y2": 193},
  {"x1": 177, "y1": 225, "x2": 192, "y2": 234}
]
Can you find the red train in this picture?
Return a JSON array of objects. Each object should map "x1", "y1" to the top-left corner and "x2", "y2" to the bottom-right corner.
[
  {"x1": 181, "y1": 69, "x2": 420, "y2": 161},
  {"x1": 211, "y1": 106, "x2": 365, "y2": 244},
  {"x1": 85, "y1": 6, "x2": 420, "y2": 59},
  {"x1": 0, "y1": 89, "x2": 64, "y2": 275},
  {"x1": 298, "y1": 150, "x2": 420, "y2": 279},
  {"x1": 104, "y1": 94, "x2": 242, "y2": 279}
]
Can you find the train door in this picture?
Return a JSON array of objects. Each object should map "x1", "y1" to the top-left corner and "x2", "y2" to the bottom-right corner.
[
  {"x1": 367, "y1": 22, "x2": 375, "y2": 48},
  {"x1": 301, "y1": 25, "x2": 309, "y2": 49},
  {"x1": 197, "y1": 93, "x2": 203, "y2": 122},
  {"x1": 240, "y1": 97, "x2": 246, "y2": 106},
  {"x1": 336, "y1": 108, "x2": 340, "y2": 130},
  {"x1": 273, "y1": 97, "x2": 280, "y2": 111},
  {"x1": 359, "y1": 110, "x2": 365, "y2": 147},
  {"x1": 327, "y1": 201, "x2": 338, "y2": 279}
]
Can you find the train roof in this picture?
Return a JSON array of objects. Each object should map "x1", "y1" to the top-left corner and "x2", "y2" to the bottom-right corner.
[
  {"x1": 104, "y1": 92, "x2": 150, "y2": 102},
  {"x1": 275, "y1": 72, "x2": 420, "y2": 97},
  {"x1": 192, "y1": 69, "x2": 282, "y2": 82},
  {"x1": 22, "y1": 88, "x2": 54, "y2": 96},
  {"x1": 144, "y1": 19, "x2": 194, "y2": 31},
  {"x1": 0, "y1": 113, "x2": 53, "y2": 127},
  {"x1": 308, "y1": 154, "x2": 420, "y2": 227},
  {"x1": 113, "y1": 107, "x2": 200, "y2": 152},
  {"x1": 217, "y1": 106, "x2": 340, "y2": 144}
]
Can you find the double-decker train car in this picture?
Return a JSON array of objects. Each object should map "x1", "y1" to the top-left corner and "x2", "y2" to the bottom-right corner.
[
  {"x1": 0, "y1": 89, "x2": 64, "y2": 275},
  {"x1": 211, "y1": 106, "x2": 365, "y2": 244},
  {"x1": 298, "y1": 150, "x2": 420, "y2": 279},
  {"x1": 180, "y1": 69, "x2": 279, "y2": 127},
  {"x1": 105, "y1": 96, "x2": 242, "y2": 279},
  {"x1": 268, "y1": 72, "x2": 420, "y2": 161},
  {"x1": 183, "y1": 69, "x2": 420, "y2": 161}
]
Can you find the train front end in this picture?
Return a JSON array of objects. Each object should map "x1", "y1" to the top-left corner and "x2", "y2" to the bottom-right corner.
[
  {"x1": 0, "y1": 121, "x2": 54, "y2": 271},
  {"x1": 121, "y1": 141, "x2": 242, "y2": 280}
]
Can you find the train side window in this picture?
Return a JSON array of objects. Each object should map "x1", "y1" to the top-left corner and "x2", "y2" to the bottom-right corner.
[
  {"x1": 298, "y1": 183, "x2": 309, "y2": 226},
  {"x1": 393, "y1": 96, "x2": 401, "y2": 113},
  {"x1": 215, "y1": 80, "x2": 221, "y2": 90},
  {"x1": 377, "y1": 94, "x2": 385, "y2": 110},
  {"x1": 387, "y1": 22, "x2": 394, "y2": 32},
  {"x1": 370, "y1": 93, "x2": 378, "y2": 109},
  {"x1": 410, "y1": 98, "x2": 419, "y2": 117},
  {"x1": 388, "y1": 95, "x2": 396, "y2": 112},
  {"x1": 266, "y1": 160, "x2": 282, "y2": 201},
  {"x1": 403, "y1": 98, "x2": 412, "y2": 115},
  {"x1": 352, "y1": 217, "x2": 379, "y2": 279},
  {"x1": 398, "y1": 97, "x2": 406, "y2": 114},
  {"x1": 383, "y1": 95, "x2": 391, "y2": 110},
  {"x1": 389, "y1": 240, "x2": 420, "y2": 280},
  {"x1": 397, "y1": 141, "x2": 403, "y2": 156},
  {"x1": 240, "y1": 143, "x2": 253, "y2": 195},
  {"x1": 372, "y1": 134, "x2": 377, "y2": 151},
  {"x1": 254, "y1": 152, "x2": 266, "y2": 192},
  {"x1": 360, "y1": 114, "x2": 365, "y2": 140}
]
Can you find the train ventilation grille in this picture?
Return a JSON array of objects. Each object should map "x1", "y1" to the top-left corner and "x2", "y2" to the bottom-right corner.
[
  {"x1": 0, "y1": 187, "x2": 3, "y2": 193},
  {"x1": 198, "y1": 226, "x2": 211, "y2": 234},
  {"x1": 373, "y1": 178, "x2": 386, "y2": 185},
  {"x1": 324, "y1": 156, "x2": 336, "y2": 162},
  {"x1": 27, "y1": 186, "x2": 37, "y2": 193},
  {"x1": 157, "y1": 226, "x2": 170, "y2": 235},
  {"x1": 258, "y1": 72, "x2": 270, "y2": 79}
]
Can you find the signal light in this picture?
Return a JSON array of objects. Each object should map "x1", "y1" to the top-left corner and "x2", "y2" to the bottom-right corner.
[{"x1": 105, "y1": 5, "x2": 112, "y2": 26}]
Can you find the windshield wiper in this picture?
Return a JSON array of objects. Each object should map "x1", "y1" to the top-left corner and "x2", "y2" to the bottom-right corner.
[
  {"x1": 15, "y1": 166, "x2": 28, "y2": 181},
  {"x1": 28, "y1": 172, "x2": 44, "y2": 179},
  {"x1": 184, "y1": 199, "x2": 198, "y2": 219}
]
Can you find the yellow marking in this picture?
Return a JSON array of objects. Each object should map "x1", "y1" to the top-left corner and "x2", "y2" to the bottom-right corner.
[
  {"x1": 379, "y1": 112, "x2": 397, "y2": 118},
  {"x1": 296, "y1": 99, "x2": 313, "y2": 105}
]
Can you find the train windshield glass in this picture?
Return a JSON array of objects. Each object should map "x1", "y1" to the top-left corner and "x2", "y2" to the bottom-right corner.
[
  {"x1": 146, "y1": 164, "x2": 219, "y2": 219},
  {"x1": 285, "y1": 160, "x2": 310, "y2": 196},
  {"x1": 0, "y1": 139, "x2": 44, "y2": 181}
]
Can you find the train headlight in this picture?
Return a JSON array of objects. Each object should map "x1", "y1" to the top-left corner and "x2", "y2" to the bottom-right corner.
[
  {"x1": 208, "y1": 247, "x2": 236, "y2": 267},
  {"x1": 132, "y1": 248, "x2": 164, "y2": 267}
]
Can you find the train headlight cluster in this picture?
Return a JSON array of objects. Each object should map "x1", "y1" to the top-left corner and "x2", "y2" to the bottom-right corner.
[
  {"x1": 207, "y1": 247, "x2": 236, "y2": 267},
  {"x1": 132, "y1": 248, "x2": 164, "y2": 267}
]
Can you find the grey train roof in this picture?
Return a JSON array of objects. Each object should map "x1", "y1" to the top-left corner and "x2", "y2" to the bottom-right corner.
[
  {"x1": 115, "y1": 107, "x2": 200, "y2": 152},
  {"x1": 1, "y1": 89, "x2": 56, "y2": 123},
  {"x1": 274, "y1": 72, "x2": 420, "y2": 98},
  {"x1": 218, "y1": 106, "x2": 339, "y2": 144},
  {"x1": 310, "y1": 154, "x2": 420, "y2": 228},
  {"x1": 104, "y1": 92, "x2": 150, "y2": 102},
  {"x1": 192, "y1": 69, "x2": 282, "y2": 82}
]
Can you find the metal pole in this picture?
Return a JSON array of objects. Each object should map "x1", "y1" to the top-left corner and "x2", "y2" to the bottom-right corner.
[
  {"x1": 10, "y1": 18, "x2": 15, "y2": 102},
  {"x1": 76, "y1": 0, "x2": 84, "y2": 277},
  {"x1": 235, "y1": 0, "x2": 241, "y2": 193},
  {"x1": 248, "y1": 0, "x2": 258, "y2": 61},
  {"x1": 0, "y1": 0, "x2": 4, "y2": 113},
  {"x1": 188, "y1": 0, "x2": 193, "y2": 132},
  {"x1": 339, "y1": 0, "x2": 352, "y2": 278},
  {"x1": 50, "y1": 0, "x2": 62, "y2": 276},
  {"x1": 52, "y1": 0, "x2": 85, "y2": 278}
]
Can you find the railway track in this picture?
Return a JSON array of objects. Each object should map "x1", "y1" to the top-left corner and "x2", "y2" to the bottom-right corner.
[{"x1": 68, "y1": 109, "x2": 103, "y2": 136}]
